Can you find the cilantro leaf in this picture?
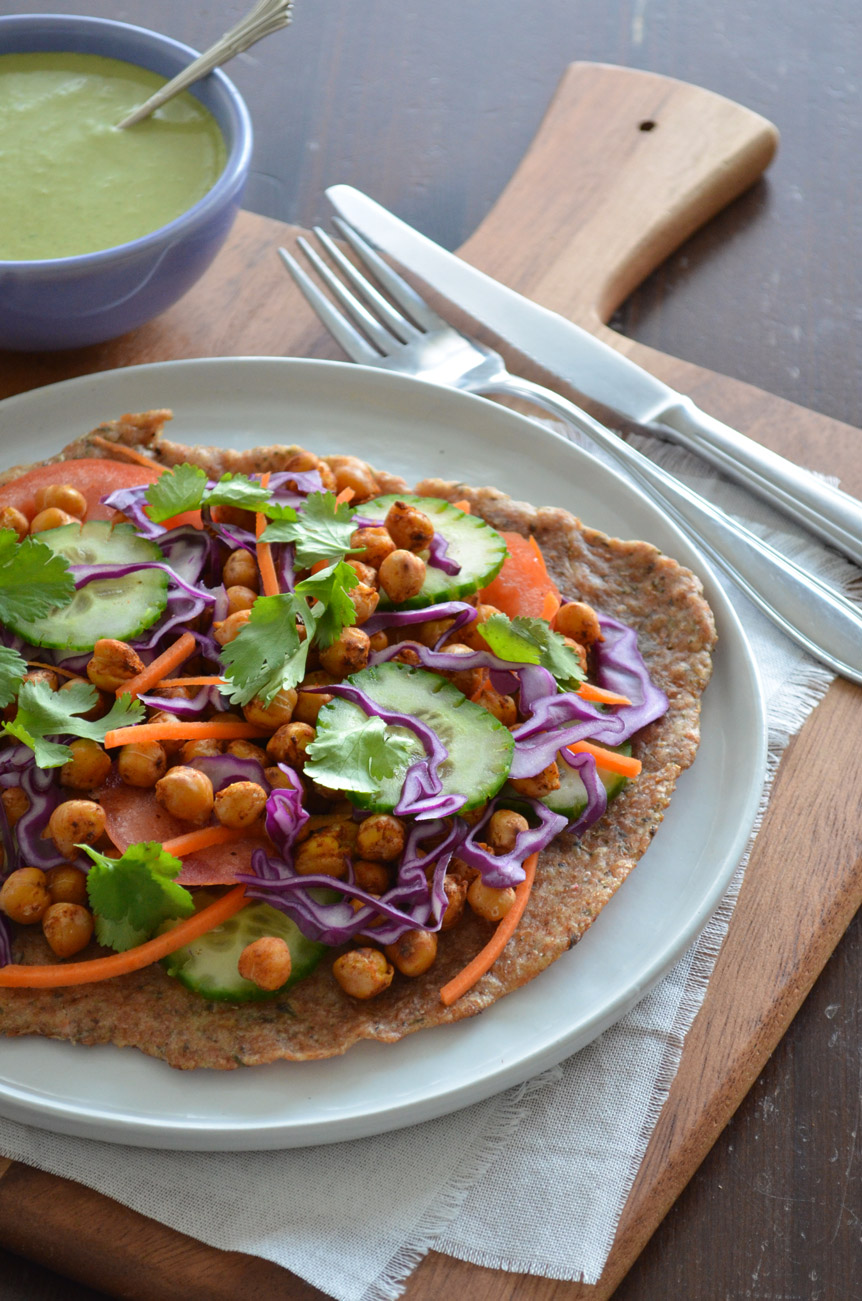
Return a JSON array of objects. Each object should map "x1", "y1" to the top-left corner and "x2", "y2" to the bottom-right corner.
[
  {"x1": 295, "y1": 560, "x2": 357, "y2": 648},
  {"x1": 0, "y1": 646, "x2": 27, "y2": 708},
  {"x1": 260, "y1": 492, "x2": 357, "y2": 566},
  {"x1": 1, "y1": 679, "x2": 145, "y2": 767},
  {"x1": 204, "y1": 472, "x2": 272, "y2": 514},
  {"x1": 0, "y1": 529, "x2": 75, "y2": 624},
  {"x1": 144, "y1": 463, "x2": 208, "y2": 523},
  {"x1": 220, "y1": 593, "x2": 313, "y2": 707},
  {"x1": 81, "y1": 841, "x2": 195, "y2": 951},
  {"x1": 305, "y1": 712, "x2": 415, "y2": 794},
  {"x1": 479, "y1": 614, "x2": 585, "y2": 690}
]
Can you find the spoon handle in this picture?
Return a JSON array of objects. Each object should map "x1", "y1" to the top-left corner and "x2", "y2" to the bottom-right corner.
[{"x1": 117, "y1": 0, "x2": 294, "y2": 129}]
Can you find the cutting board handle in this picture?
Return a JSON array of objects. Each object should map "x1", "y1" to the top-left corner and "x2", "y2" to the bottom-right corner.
[{"x1": 459, "y1": 63, "x2": 778, "y2": 335}]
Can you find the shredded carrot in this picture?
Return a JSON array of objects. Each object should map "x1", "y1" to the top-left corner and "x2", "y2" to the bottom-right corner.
[
  {"x1": 0, "y1": 886, "x2": 248, "y2": 988},
  {"x1": 156, "y1": 676, "x2": 226, "y2": 688},
  {"x1": 566, "y1": 740, "x2": 642, "y2": 777},
  {"x1": 541, "y1": 589, "x2": 561, "y2": 623},
  {"x1": 335, "y1": 486, "x2": 355, "y2": 505},
  {"x1": 310, "y1": 558, "x2": 329, "y2": 575},
  {"x1": 452, "y1": 500, "x2": 471, "y2": 514},
  {"x1": 576, "y1": 683, "x2": 632, "y2": 706},
  {"x1": 440, "y1": 852, "x2": 537, "y2": 1006},
  {"x1": 26, "y1": 660, "x2": 80, "y2": 680},
  {"x1": 255, "y1": 472, "x2": 280, "y2": 597},
  {"x1": 103, "y1": 720, "x2": 269, "y2": 748},
  {"x1": 162, "y1": 826, "x2": 250, "y2": 857},
  {"x1": 87, "y1": 435, "x2": 158, "y2": 470},
  {"x1": 116, "y1": 632, "x2": 197, "y2": 700}
]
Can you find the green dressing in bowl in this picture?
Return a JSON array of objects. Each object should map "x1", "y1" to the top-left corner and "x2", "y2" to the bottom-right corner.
[{"x1": 0, "y1": 52, "x2": 228, "y2": 261}]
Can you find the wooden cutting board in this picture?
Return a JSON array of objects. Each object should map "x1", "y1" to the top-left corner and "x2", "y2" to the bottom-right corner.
[{"x1": 0, "y1": 63, "x2": 860, "y2": 1300}]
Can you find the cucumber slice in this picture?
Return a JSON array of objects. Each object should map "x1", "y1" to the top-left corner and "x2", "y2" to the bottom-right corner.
[
  {"x1": 504, "y1": 742, "x2": 632, "y2": 820},
  {"x1": 315, "y1": 661, "x2": 514, "y2": 813},
  {"x1": 6, "y1": 520, "x2": 168, "y2": 651},
  {"x1": 361, "y1": 494, "x2": 507, "y2": 608},
  {"x1": 163, "y1": 897, "x2": 328, "y2": 1003}
]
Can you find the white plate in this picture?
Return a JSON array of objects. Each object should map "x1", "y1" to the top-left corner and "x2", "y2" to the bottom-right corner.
[{"x1": 0, "y1": 358, "x2": 766, "y2": 1150}]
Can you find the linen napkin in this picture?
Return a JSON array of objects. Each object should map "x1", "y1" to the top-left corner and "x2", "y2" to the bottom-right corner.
[{"x1": 0, "y1": 430, "x2": 853, "y2": 1301}]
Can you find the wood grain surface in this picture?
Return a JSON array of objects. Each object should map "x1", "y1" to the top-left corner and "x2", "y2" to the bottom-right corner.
[{"x1": 0, "y1": 5, "x2": 860, "y2": 1299}]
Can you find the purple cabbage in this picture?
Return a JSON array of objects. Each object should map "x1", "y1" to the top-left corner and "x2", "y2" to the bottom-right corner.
[
  {"x1": 263, "y1": 768, "x2": 308, "y2": 853},
  {"x1": 361, "y1": 600, "x2": 476, "y2": 643},
  {"x1": 427, "y1": 532, "x2": 461, "y2": 574},
  {"x1": 71, "y1": 560, "x2": 216, "y2": 606},
  {"x1": 456, "y1": 798, "x2": 568, "y2": 888},
  {"x1": 101, "y1": 483, "x2": 162, "y2": 538},
  {"x1": 187, "y1": 751, "x2": 271, "y2": 794},
  {"x1": 591, "y1": 616, "x2": 669, "y2": 743},
  {"x1": 138, "y1": 683, "x2": 227, "y2": 720},
  {"x1": 559, "y1": 749, "x2": 608, "y2": 836}
]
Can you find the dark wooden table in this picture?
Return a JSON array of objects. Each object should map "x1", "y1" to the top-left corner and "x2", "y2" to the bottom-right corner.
[{"x1": 2, "y1": 3, "x2": 860, "y2": 1299}]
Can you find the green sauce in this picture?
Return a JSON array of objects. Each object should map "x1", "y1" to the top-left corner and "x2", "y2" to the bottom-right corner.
[{"x1": 0, "y1": 52, "x2": 228, "y2": 261}]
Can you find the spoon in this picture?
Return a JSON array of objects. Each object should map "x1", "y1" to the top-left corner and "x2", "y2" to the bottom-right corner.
[{"x1": 116, "y1": 0, "x2": 294, "y2": 129}]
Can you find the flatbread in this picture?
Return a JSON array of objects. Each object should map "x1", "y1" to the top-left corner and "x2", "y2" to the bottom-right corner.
[{"x1": 0, "y1": 422, "x2": 715, "y2": 1068}]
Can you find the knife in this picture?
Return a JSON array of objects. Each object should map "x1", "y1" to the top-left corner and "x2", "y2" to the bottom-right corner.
[{"x1": 326, "y1": 184, "x2": 862, "y2": 569}]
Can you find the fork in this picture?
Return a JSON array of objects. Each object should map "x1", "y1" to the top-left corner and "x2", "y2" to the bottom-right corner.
[{"x1": 278, "y1": 222, "x2": 862, "y2": 684}]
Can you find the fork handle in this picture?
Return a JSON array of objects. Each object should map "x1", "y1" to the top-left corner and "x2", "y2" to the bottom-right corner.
[{"x1": 481, "y1": 376, "x2": 862, "y2": 684}]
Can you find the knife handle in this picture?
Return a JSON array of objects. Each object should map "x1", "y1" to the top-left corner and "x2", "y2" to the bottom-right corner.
[
  {"x1": 484, "y1": 377, "x2": 862, "y2": 684},
  {"x1": 652, "y1": 398, "x2": 862, "y2": 568}
]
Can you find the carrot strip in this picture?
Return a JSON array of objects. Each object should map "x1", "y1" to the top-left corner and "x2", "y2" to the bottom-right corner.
[
  {"x1": 103, "y1": 720, "x2": 269, "y2": 748},
  {"x1": 26, "y1": 660, "x2": 81, "y2": 680},
  {"x1": 566, "y1": 740, "x2": 642, "y2": 777},
  {"x1": 440, "y1": 853, "x2": 537, "y2": 1007},
  {"x1": 116, "y1": 632, "x2": 197, "y2": 699},
  {"x1": 0, "y1": 886, "x2": 248, "y2": 988},
  {"x1": 162, "y1": 826, "x2": 249, "y2": 857},
  {"x1": 255, "y1": 472, "x2": 279, "y2": 598},
  {"x1": 86, "y1": 435, "x2": 158, "y2": 470},
  {"x1": 541, "y1": 589, "x2": 561, "y2": 623},
  {"x1": 576, "y1": 683, "x2": 632, "y2": 706},
  {"x1": 335, "y1": 486, "x2": 355, "y2": 505},
  {"x1": 156, "y1": 676, "x2": 226, "y2": 688},
  {"x1": 452, "y1": 500, "x2": 471, "y2": 514}
]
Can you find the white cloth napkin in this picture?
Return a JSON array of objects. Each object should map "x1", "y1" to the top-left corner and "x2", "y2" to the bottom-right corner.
[{"x1": 0, "y1": 432, "x2": 852, "y2": 1300}]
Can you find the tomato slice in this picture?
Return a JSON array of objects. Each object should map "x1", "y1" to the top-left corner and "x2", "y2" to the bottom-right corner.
[
  {"x1": 479, "y1": 531, "x2": 561, "y2": 619},
  {"x1": 0, "y1": 457, "x2": 200, "y2": 529}
]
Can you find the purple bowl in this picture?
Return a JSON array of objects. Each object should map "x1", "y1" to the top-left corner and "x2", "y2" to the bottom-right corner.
[{"x1": 0, "y1": 14, "x2": 253, "y2": 351}]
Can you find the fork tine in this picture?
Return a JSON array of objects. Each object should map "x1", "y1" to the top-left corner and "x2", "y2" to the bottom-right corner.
[
  {"x1": 295, "y1": 235, "x2": 399, "y2": 353},
  {"x1": 332, "y1": 218, "x2": 449, "y2": 332},
  {"x1": 277, "y1": 246, "x2": 380, "y2": 364},
  {"x1": 312, "y1": 227, "x2": 421, "y2": 345}
]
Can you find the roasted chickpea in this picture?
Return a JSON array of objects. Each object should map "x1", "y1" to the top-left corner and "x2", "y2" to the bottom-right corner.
[
  {"x1": 293, "y1": 673, "x2": 334, "y2": 726},
  {"x1": 414, "y1": 617, "x2": 455, "y2": 648},
  {"x1": 563, "y1": 637, "x2": 588, "y2": 674},
  {"x1": 237, "y1": 935, "x2": 292, "y2": 990},
  {"x1": 214, "y1": 780, "x2": 267, "y2": 829},
  {"x1": 42, "y1": 902, "x2": 94, "y2": 958},
  {"x1": 22, "y1": 668, "x2": 58, "y2": 692},
  {"x1": 345, "y1": 558, "x2": 378, "y2": 587},
  {"x1": 349, "y1": 526, "x2": 396, "y2": 569},
  {"x1": 0, "y1": 505, "x2": 29, "y2": 539},
  {"x1": 554, "y1": 600, "x2": 603, "y2": 648},
  {"x1": 508, "y1": 761, "x2": 561, "y2": 799},
  {"x1": 1, "y1": 786, "x2": 29, "y2": 829},
  {"x1": 283, "y1": 447, "x2": 320, "y2": 473},
  {"x1": 263, "y1": 764, "x2": 300, "y2": 790},
  {"x1": 60, "y1": 738, "x2": 112, "y2": 791},
  {"x1": 440, "y1": 874, "x2": 468, "y2": 930},
  {"x1": 180, "y1": 738, "x2": 224, "y2": 763},
  {"x1": 332, "y1": 947, "x2": 394, "y2": 999},
  {"x1": 467, "y1": 877, "x2": 516, "y2": 922},
  {"x1": 356, "y1": 813, "x2": 405, "y2": 863},
  {"x1": 0, "y1": 867, "x2": 51, "y2": 923},
  {"x1": 378, "y1": 549, "x2": 426, "y2": 603},
  {"x1": 225, "y1": 584, "x2": 258, "y2": 616},
  {"x1": 266, "y1": 721, "x2": 315, "y2": 767},
  {"x1": 86, "y1": 638, "x2": 145, "y2": 693},
  {"x1": 294, "y1": 829, "x2": 349, "y2": 878},
  {"x1": 325, "y1": 455, "x2": 378, "y2": 501},
  {"x1": 243, "y1": 687, "x2": 297, "y2": 732},
  {"x1": 439, "y1": 643, "x2": 481, "y2": 696},
  {"x1": 348, "y1": 582, "x2": 380, "y2": 626},
  {"x1": 155, "y1": 766, "x2": 214, "y2": 825},
  {"x1": 476, "y1": 686, "x2": 518, "y2": 726},
  {"x1": 459, "y1": 603, "x2": 503, "y2": 652},
  {"x1": 226, "y1": 739, "x2": 267, "y2": 762},
  {"x1": 30, "y1": 506, "x2": 78, "y2": 533},
  {"x1": 118, "y1": 740, "x2": 167, "y2": 789},
  {"x1": 59, "y1": 675, "x2": 110, "y2": 721},
  {"x1": 487, "y1": 808, "x2": 529, "y2": 855},
  {"x1": 47, "y1": 799, "x2": 106, "y2": 860},
  {"x1": 45, "y1": 865, "x2": 88, "y2": 906},
  {"x1": 368, "y1": 630, "x2": 389, "y2": 653},
  {"x1": 34, "y1": 483, "x2": 87, "y2": 519},
  {"x1": 353, "y1": 859, "x2": 391, "y2": 893},
  {"x1": 384, "y1": 500, "x2": 435, "y2": 552},
  {"x1": 319, "y1": 626, "x2": 371, "y2": 677},
  {"x1": 222, "y1": 548, "x2": 260, "y2": 590},
  {"x1": 384, "y1": 928, "x2": 438, "y2": 977},
  {"x1": 213, "y1": 609, "x2": 251, "y2": 646}
]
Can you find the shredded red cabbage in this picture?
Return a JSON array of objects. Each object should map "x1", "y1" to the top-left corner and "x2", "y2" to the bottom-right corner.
[
  {"x1": 71, "y1": 560, "x2": 216, "y2": 606},
  {"x1": 456, "y1": 797, "x2": 568, "y2": 888},
  {"x1": 139, "y1": 683, "x2": 228, "y2": 720},
  {"x1": 559, "y1": 749, "x2": 608, "y2": 836},
  {"x1": 187, "y1": 751, "x2": 271, "y2": 793},
  {"x1": 361, "y1": 600, "x2": 476, "y2": 642},
  {"x1": 102, "y1": 484, "x2": 162, "y2": 538},
  {"x1": 591, "y1": 615, "x2": 669, "y2": 742}
]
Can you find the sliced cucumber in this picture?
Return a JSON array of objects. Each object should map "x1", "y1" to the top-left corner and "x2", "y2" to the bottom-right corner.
[
  {"x1": 315, "y1": 661, "x2": 514, "y2": 813},
  {"x1": 503, "y1": 742, "x2": 632, "y2": 821},
  {"x1": 360, "y1": 494, "x2": 507, "y2": 608},
  {"x1": 163, "y1": 897, "x2": 328, "y2": 1003},
  {"x1": 6, "y1": 520, "x2": 168, "y2": 651}
]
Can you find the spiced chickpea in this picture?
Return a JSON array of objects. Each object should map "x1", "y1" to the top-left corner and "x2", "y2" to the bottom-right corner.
[
  {"x1": 332, "y1": 947, "x2": 394, "y2": 999},
  {"x1": 487, "y1": 809, "x2": 529, "y2": 855},
  {"x1": 226, "y1": 739, "x2": 267, "y2": 762},
  {"x1": 34, "y1": 483, "x2": 87, "y2": 519},
  {"x1": 438, "y1": 643, "x2": 481, "y2": 696},
  {"x1": 476, "y1": 686, "x2": 518, "y2": 727},
  {"x1": 87, "y1": 638, "x2": 145, "y2": 693},
  {"x1": 554, "y1": 600, "x2": 603, "y2": 648},
  {"x1": 214, "y1": 781, "x2": 267, "y2": 829},
  {"x1": 293, "y1": 673, "x2": 334, "y2": 725},
  {"x1": 349, "y1": 526, "x2": 396, "y2": 569},
  {"x1": 345, "y1": 558, "x2": 378, "y2": 587},
  {"x1": 0, "y1": 868, "x2": 51, "y2": 924},
  {"x1": 385, "y1": 928, "x2": 438, "y2": 977},
  {"x1": 243, "y1": 687, "x2": 297, "y2": 732},
  {"x1": 283, "y1": 448, "x2": 320, "y2": 473},
  {"x1": 348, "y1": 582, "x2": 380, "y2": 626},
  {"x1": 30, "y1": 506, "x2": 78, "y2": 533},
  {"x1": 440, "y1": 874, "x2": 468, "y2": 930},
  {"x1": 264, "y1": 765, "x2": 300, "y2": 790},
  {"x1": 213, "y1": 609, "x2": 251, "y2": 646},
  {"x1": 378, "y1": 549, "x2": 426, "y2": 603},
  {"x1": 222, "y1": 548, "x2": 259, "y2": 590},
  {"x1": 42, "y1": 902, "x2": 94, "y2": 958},
  {"x1": 353, "y1": 859, "x2": 391, "y2": 894},
  {"x1": 415, "y1": 617, "x2": 455, "y2": 648},
  {"x1": 266, "y1": 721, "x2": 315, "y2": 767},
  {"x1": 1, "y1": 786, "x2": 29, "y2": 829},
  {"x1": 180, "y1": 738, "x2": 224, "y2": 763},
  {"x1": 118, "y1": 740, "x2": 167, "y2": 788},
  {"x1": 45, "y1": 865, "x2": 88, "y2": 906},
  {"x1": 238, "y1": 936, "x2": 292, "y2": 990},
  {"x1": 48, "y1": 799, "x2": 106, "y2": 860},
  {"x1": 563, "y1": 637, "x2": 588, "y2": 674},
  {"x1": 23, "y1": 668, "x2": 58, "y2": 692},
  {"x1": 384, "y1": 501, "x2": 435, "y2": 552},
  {"x1": 0, "y1": 505, "x2": 29, "y2": 539},
  {"x1": 324, "y1": 455, "x2": 378, "y2": 500},
  {"x1": 60, "y1": 738, "x2": 112, "y2": 791},
  {"x1": 368, "y1": 630, "x2": 389, "y2": 653},
  {"x1": 225, "y1": 584, "x2": 258, "y2": 615},
  {"x1": 155, "y1": 766, "x2": 214, "y2": 825},
  {"x1": 467, "y1": 878, "x2": 516, "y2": 922},
  {"x1": 508, "y1": 760, "x2": 561, "y2": 799},
  {"x1": 356, "y1": 813, "x2": 405, "y2": 863},
  {"x1": 319, "y1": 626, "x2": 371, "y2": 677},
  {"x1": 59, "y1": 675, "x2": 110, "y2": 720},
  {"x1": 294, "y1": 830, "x2": 349, "y2": 879}
]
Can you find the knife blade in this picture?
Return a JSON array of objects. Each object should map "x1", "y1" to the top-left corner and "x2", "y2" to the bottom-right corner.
[{"x1": 326, "y1": 184, "x2": 862, "y2": 568}]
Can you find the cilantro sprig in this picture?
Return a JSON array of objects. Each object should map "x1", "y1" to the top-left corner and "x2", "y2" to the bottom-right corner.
[
  {"x1": 2, "y1": 679, "x2": 145, "y2": 768},
  {"x1": 219, "y1": 593, "x2": 315, "y2": 707},
  {"x1": 478, "y1": 614, "x2": 585, "y2": 691},
  {"x1": 80, "y1": 841, "x2": 195, "y2": 951},
  {"x1": 0, "y1": 528, "x2": 75, "y2": 625},
  {"x1": 144, "y1": 464, "x2": 274, "y2": 524},
  {"x1": 295, "y1": 560, "x2": 357, "y2": 648},
  {"x1": 305, "y1": 712, "x2": 415, "y2": 794},
  {"x1": 260, "y1": 492, "x2": 358, "y2": 567},
  {"x1": 0, "y1": 646, "x2": 27, "y2": 708}
]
